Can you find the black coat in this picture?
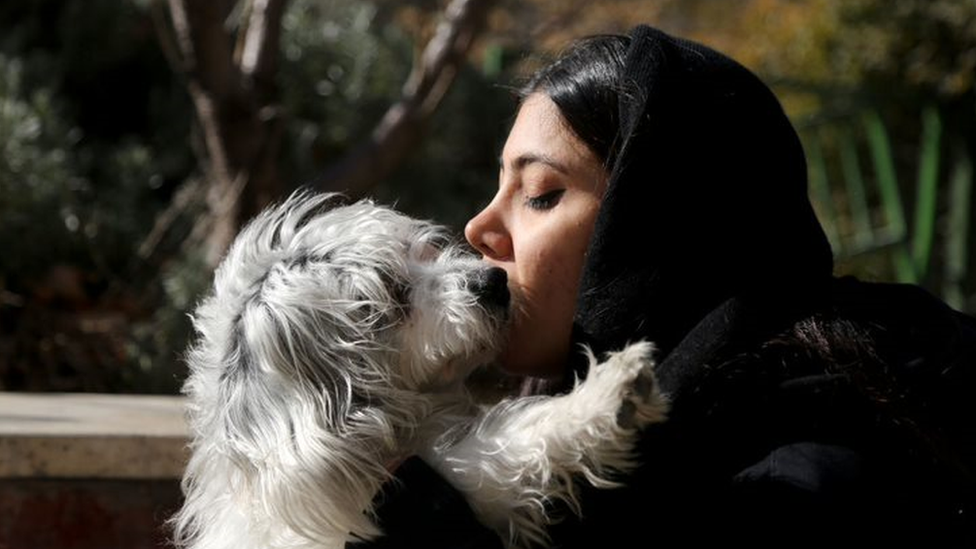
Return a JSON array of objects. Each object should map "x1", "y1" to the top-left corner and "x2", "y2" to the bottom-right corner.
[
  {"x1": 548, "y1": 278, "x2": 976, "y2": 548},
  {"x1": 350, "y1": 25, "x2": 976, "y2": 548}
]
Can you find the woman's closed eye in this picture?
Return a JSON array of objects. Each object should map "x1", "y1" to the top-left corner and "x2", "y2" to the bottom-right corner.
[{"x1": 525, "y1": 189, "x2": 565, "y2": 211}]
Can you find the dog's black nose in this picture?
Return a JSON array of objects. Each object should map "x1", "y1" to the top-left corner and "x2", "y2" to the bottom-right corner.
[{"x1": 470, "y1": 267, "x2": 509, "y2": 308}]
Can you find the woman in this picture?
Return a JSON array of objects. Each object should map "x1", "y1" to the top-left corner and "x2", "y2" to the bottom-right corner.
[{"x1": 354, "y1": 25, "x2": 976, "y2": 548}]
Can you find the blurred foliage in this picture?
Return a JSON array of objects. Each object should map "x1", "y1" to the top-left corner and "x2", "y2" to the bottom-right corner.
[
  {"x1": 278, "y1": 0, "x2": 415, "y2": 183},
  {"x1": 0, "y1": 0, "x2": 196, "y2": 393},
  {"x1": 0, "y1": 53, "x2": 81, "y2": 280},
  {"x1": 687, "y1": 0, "x2": 976, "y2": 120},
  {"x1": 1, "y1": 0, "x2": 975, "y2": 393}
]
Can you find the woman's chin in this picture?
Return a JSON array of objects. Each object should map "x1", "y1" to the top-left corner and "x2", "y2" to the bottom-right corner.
[{"x1": 496, "y1": 343, "x2": 567, "y2": 379}]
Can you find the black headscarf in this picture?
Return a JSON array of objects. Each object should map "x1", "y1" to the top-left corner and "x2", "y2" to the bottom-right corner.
[{"x1": 572, "y1": 26, "x2": 834, "y2": 368}]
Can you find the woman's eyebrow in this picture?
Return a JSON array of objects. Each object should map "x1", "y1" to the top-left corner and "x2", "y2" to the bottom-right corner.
[{"x1": 499, "y1": 153, "x2": 570, "y2": 175}]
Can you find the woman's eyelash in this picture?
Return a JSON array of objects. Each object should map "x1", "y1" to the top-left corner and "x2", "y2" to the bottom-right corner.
[{"x1": 525, "y1": 189, "x2": 565, "y2": 210}]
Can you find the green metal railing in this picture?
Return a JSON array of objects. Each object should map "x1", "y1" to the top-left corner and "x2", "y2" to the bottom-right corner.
[{"x1": 803, "y1": 107, "x2": 973, "y2": 311}]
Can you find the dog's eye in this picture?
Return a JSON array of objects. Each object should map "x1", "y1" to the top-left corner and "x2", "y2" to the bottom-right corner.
[
  {"x1": 377, "y1": 270, "x2": 411, "y2": 312},
  {"x1": 388, "y1": 278, "x2": 411, "y2": 312}
]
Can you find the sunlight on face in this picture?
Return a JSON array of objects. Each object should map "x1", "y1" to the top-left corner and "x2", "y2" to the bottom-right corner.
[{"x1": 464, "y1": 94, "x2": 608, "y2": 377}]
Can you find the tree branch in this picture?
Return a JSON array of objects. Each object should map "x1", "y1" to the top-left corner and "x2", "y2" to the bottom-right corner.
[
  {"x1": 238, "y1": 0, "x2": 289, "y2": 93},
  {"x1": 312, "y1": 0, "x2": 497, "y2": 197},
  {"x1": 167, "y1": 0, "x2": 248, "y2": 187},
  {"x1": 166, "y1": 0, "x2": 243, "y2": 103}
]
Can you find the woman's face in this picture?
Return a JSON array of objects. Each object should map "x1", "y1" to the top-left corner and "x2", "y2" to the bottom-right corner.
[{"x1": 465, "y1": 93, "x2": 608, "y2": 377}]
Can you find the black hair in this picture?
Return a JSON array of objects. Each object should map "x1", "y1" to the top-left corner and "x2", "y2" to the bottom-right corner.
[{"x1": 518, "y1": 35, "x2": 630, "y2": 167}]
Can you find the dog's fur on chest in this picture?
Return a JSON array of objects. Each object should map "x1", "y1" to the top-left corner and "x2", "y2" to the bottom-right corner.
[{"x1": 171, "y1": 191, "x2": 667, "y2": 549}]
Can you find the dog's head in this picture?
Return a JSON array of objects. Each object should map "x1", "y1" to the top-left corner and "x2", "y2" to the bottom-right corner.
[
  {"x1": 198, "y1": 190, "x2": 509, "y2": 393},
  {"x1": 177, "y1": 190, "x2": 510, "y2": 546}
]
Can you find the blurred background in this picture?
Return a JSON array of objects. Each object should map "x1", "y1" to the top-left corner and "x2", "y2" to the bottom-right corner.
[{"x1": 2, "y1": 0, "x2": 975, "y2": 395}]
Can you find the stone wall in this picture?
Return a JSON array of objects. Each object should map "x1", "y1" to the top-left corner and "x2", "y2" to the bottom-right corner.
[{"x1": 0, "y1": 393, "x2": 187, "y2": 549}]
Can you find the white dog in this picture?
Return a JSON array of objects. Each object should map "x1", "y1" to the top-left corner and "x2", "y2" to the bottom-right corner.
[{"x1": 171, "y1": 191, "x2": 668, "y2": 549}]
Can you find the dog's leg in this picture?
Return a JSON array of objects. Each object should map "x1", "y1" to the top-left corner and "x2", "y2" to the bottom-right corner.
[{"x1": 430, "y1": 341, "x2": 667, "y2": 548}]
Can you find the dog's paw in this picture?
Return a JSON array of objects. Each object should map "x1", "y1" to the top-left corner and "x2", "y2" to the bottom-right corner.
[{"x1": 586, "y1": 341, "x2": 668, "y2": 430}]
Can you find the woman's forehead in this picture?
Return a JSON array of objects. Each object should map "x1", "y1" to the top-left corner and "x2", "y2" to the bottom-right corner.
[{"x1": 501, "y1": 94, "x2": 599, "y2": 173}]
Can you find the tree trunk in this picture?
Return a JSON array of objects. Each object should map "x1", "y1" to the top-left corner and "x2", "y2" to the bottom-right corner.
[{"x1": 163, "y1": 0, "x2": 288, "y2": 267}]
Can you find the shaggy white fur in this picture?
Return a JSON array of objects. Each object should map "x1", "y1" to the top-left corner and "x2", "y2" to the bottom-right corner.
[{"x1": 171, "y1": 190, "x2": 668, "y2": 549}]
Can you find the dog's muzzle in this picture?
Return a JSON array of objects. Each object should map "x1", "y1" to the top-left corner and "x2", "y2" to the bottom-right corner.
[{"x1": 469, "y1": 267, "x2": 510, "y2": 309}]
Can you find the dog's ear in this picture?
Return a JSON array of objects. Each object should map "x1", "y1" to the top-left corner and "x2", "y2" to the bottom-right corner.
[
  {"x1": 269, "y1": 190, "x2": 351, "y2": 248},
  {"x1": 292, "y1": 191, "x2": 351, "y2": 230},
  {"x1": 198, "y1": 321, "x2": 394, "y2": 543}
]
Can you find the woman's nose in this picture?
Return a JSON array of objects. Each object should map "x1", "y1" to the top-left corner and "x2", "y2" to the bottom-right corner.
[{"x1": 465, "y1": 201, "x2": 513, "y2": 261}]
